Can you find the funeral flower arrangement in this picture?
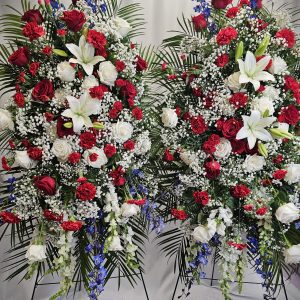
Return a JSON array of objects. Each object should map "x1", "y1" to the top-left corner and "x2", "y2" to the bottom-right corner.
[
  {"x1": 154, "y1": 0, "x2": 300, "y2": 298},
  {"x1": 0, "y1": 0, "x2": 159, "y2": 298}
]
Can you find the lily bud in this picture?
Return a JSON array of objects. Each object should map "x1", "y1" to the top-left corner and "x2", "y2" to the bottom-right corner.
[
  {"x1": 270, "y1": 128, "x2": 293, "y2": 139},
  {"x1": 53, "y1": 49, "x2": 68, "y2": 57},
  {"x1": 235, "y1": 41, "x2": 244, "y2": 61},
  {"x1": 63, "y1": 122, "x2": 73, "y2": 129},
  {"x1": 93, "y1": 122, "x2": 105, "y2": 130},
  {"x1": 82, "y1": 27, "x2": 89, "y2": 38},
  {"x1": 258, "y1": 142, "x2": 268, "y2": 158},
  {"x1": 255, "y1": 35, "x2": 270, "y2": 57}
]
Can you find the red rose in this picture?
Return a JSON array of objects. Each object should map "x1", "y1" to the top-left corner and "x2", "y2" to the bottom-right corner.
[
  {"x1": 238, "y1": 0, "x2": 250, "y2": 6},
  {"x1": 0, "y1": 211, "x2": 20, "y2": 223},
  {"x1": 8, "y1": 47, "x2": 29, "y2": 66},
  {"x1": 21, "y1": 9, "x2": 44, "y2": 24},
  {"x1": 115, "y1": 60, "x2": 126, "y2": 72},
  {"x1": 13, "y1": 92, "x2": 25, "y2": 107},
  {"x1": 124, "y1": 140, "x2": 135, "y2": 151},
  {"x1": 230, "y1": 184, "x2": 251, "y2": 199},
  {"x1": 79, "y1": 132, "x2": 96, "y2": 149},
  {"x1": 284, "y1": 75, "x2": 299, "y2": 93},
  {"x1": 89, "y1": 85, "x2": 108, "y2": 100},
  {"x1": 215, "y1": 54, "x2": 230, "y2": 67},
  {"x1": 192, "y1": 14, "x2": 207, "y2": 31},
  {"x1": 272, "y1": 170, "x2": 287, "y2": 180},
  {"x1": 29, "y1": 62, "x2": 40, "y2": 76},
  {"x1": 216, "y1": 27, "x2": 238, "y2": 45},
  {"x1": 32, "y1": 79, "x2": 54, "y2": 102},
  {"x1": 43, "y1": 209, "x2": 63, "y2": 222},
  {"x1": 22, "y1": 22, "x2": 45, "y2": 41},
  {"x1": 171, "y1": 208, "x2": 188, "y2": 220},
  {"x1": 204, "y1": 159, "x2": 221, "y2": 179},
  {"x1": 278, "y1": 105, "x2": 299, "y2": 126},
  {"x1": 57, "y1": 117, "x2": 75, "y2": 137},
  {"x1": 87, "y1": 29, "x2": 107, "y2": 50},
  {"x1": 231, "y1": 139, "x2": 247, "y2": 154},
  {"x1": 256, "y1": 207, "x2": 268, "y2": 216},
  {"x1": 113, "y1": 101, "x2": 123, "y2": 111},
  {"x1": 61, "y1": 10, "x2": 86, "y2": 32},
  {"x1": 190, "y1": 115, "x2": 207, "y2": 135},
  {"x1": 164, "y1": 149, "x2": 174, "y2": 162},
  {"x1": 229, "y1": 92, "x2": 248, "y2": 109},
  {"x1": 136, "y1": 55, "x2": 148, "y2": 72},
  {"x1": 222, "y1": 118, "x2": 241, "y2": 139},
  {"x1": 132, "y1": 107, "x2": 143, "y2": 120},
  {"x1": 193, "y1": 191, "x2": 210, "y2": 206},
  {"x1": 243, "y1": 204, "x2": 253, "y2": 212},
  {"x1": 76, "y1": 182, "x2": 96, "y2": 201},
  {"x1": 276, "y1": 28, "x2": 296, "y2": 48},
  {"x1": 27, "y1": 147, "x2": 43, "y2": 160},
  {"x1": 1, "y1": 157, "x2": 12, "y2": 171},
  {"x1": 61, "y1": 220, "x2": 83, "y2": 231},
  {"x1": 104, "y1": 144, "x2": 117, "y2": 158},
  {"x1": 226, "y1": 7, "x2": 239, "y2": 18},
  {"x1": 68, "y1": 152, "x2": 81, "y2": 164},
  {"x1": 212, "y1": 0, "x2": 232, "y2": 9},
  {"x1": 34, "y1": 176, "x2": 56, "y2": 195}
]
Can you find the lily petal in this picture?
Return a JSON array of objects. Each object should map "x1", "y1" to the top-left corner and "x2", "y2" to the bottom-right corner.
[
  {"x1": 236, "y1": 127, "x2": 249, "y2": 140},
  {"x1": 254, "y1": 71, "x2": 275, "y2": 82},
  {"x1": 255, "y1": 56, "x2": 271, "y2": 73}
]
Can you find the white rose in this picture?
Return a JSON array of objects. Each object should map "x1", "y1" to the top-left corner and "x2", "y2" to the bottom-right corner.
[
  {"x1": 252, "y1": 96, "x2": 275, "y2": 116},
  {"x1": 112, "y1": 121, "x2": 133, "y2": 142},
  {"x1": 243, "y1": 154, "x2": 266, "y2": 172},
  {"x1": 226, "y1": 72, "x2": 241, "y2": 92},
  {"x1": 15, "y1": 151, "x2": 38, "y2": 169},
  {"x1": 121, "y1": 203, "x2": 140, "y2": 218},
  {"x1": 180, "y1": 151, "x2": 198, "y2": 166},
  {"x1": 214, "y1": 138, "x2": 232, "y2": 159},
  {"x1": 98, "y1": 61, "x2": 118, "y2": 87},
  {"x1": 284, "y1": 244, "x2": 300, "y2": 264},
  {"x1": 269, "y1": 57, "x2": 287, "y2": 75},
  {"x1": 134, "y1": 134, "x2": 151, "y2": 155},
  {"x1": 275, "y1": 203, "x2": 299, "y2": 224},
  {"x1": 57, "y1": 61, "x2": 76, "y2": 82},
  {"x1": 51, "y1": 139, "x2": 72, "y2": 162},
  {"x1": 82, "y1": 75, "x2": 99, "y2": 90},
  {"x1": 285, "y1": 164, "x2": 300, "y2": 184},
  {"x1": 262, "y1": 86, "x2": 280, "y2": 101},
  {"x1": 25, "y1": 244, "x2": 47, "y2": 262},
  {"x1": 192, "y1": 219, "x2": 217, "y2": 243},
  {"x1": 0, "y1": 109, "x2": 14, "y2": 131},
  {"x1": 108, "y1": 236, "x2": 123, "y2": 251},
  {"x1": 161, "y1": 108, "x2": 178, "y2": 128},
  {"x1": 112, "y1": 17, "x2": 131, "y2": 37},
  {"x1": 83, "y1": 147, "x2": 108, "y2": 168}
]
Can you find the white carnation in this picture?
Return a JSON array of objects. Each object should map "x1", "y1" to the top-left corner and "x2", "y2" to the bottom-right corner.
[
  {"x1": 57, "y1": 61, "x2": 76, "y2": 82},
  {"x1": 15, "y1": 151, "x2": 38, "y2": 169},
  {"x1": 269, "y1": 57, "x2": 287, "y2": 75},
  {"x1": 226, "y1": 72, "x2": 241, "y2": 92},
  {"x1": 112, "y1": 17, "x2": 131, "y2": 38},
  {"x1": 161, "y1": 108, "x2": 178, "y2": 128},
  {"x1": 0, "y1": 109, "x2": 14, "y2": 131},
  {"x1": 82, "y1": 75, "x2": 99, "y2": 90},
  {"x1": 121, "y1": 203, "x2": 140, "y2": 218},
  {"x1": 83, "y1": 147, "x2": 108, "y2": 168},
  {"x1": 275, "y1": 203, "x2": 299, "y2": 224},
  {"x1": 284, "y1": 244, "x2": 300, "y2": 264},
  {"x1": 243, "y1": 154, "x2": 266, "y2": 172},
  {"x1": 25, "y1": 244, "x2": 47, "y2": 262},
  {"x1": 98, "y1": 61, "x2": 118, "y2": 87},
  {"x1": 112, "y1": 121, "x2": 133, "y2": 142},
  {"x1": 285, "y1": 164, "x2": 300, "y2": 184},
  {"x1": 252, "y1": 96, "x2": 275, "y2": 116}
]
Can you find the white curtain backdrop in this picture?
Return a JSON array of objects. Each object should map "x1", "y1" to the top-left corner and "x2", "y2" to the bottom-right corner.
[{"x1": 0, "y1": 0, "x2": 299, "y2": 299}]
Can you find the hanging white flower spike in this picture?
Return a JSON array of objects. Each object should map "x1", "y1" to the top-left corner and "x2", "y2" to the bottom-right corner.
[
  {"x1": 238, "y1": 51, "x2": 275, "y2": 91},
  {"x1": 66, "y1": 35, "x2": 105, "y2": 76}
]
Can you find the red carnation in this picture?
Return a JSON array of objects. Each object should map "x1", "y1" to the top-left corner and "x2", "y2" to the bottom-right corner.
[
  {"x1": 230, "y1": 184, "x2": 251, "y2": 199},
  {"x1": 27, "y1": 147, "x2": 43, "y2": 160},
  {"x1": 117, "y1": 80, "x2": 137, "y2": 103},
  {"x1": 1, "y1": 157, "x2": 12, "y2": 171},
  {"x1": 171, "y1": 208, "x2": 188, "y2": 220},
  {"x1": 0, "y1": 211, "x2": 20, "y2": 223},
  {"x1": 243, "y1": 204, "x2": 253, "y2": 212},
  {"x1": 284, "y1": 75, "x2": 299, "y2": 93},
  {"x1": 13, "y1": 92, "x2": 25, "y2": 107},
  {"x1": 192, "y1": 14, "x2": 207, "y2": 31},
  {"x1": 273, "y1": 154, "x2": 283, "y2": 164},
  {"x1": 193, "y1": 191, "x2": 210, "y2": 206},
  {"x1": 68, "y1": 152, "x2": 81, "y2": 164},
  {"x1": 115, "y1": 60, "x2": 126, "y2": 72},
  {"x1": 136, "y1": 55, "x2": 148, "y2": 72},
  {"x1": 202, "y1": 141, "x2": 217, "y2": 154},
  {"x1": 42, "y1": 46, "x2": 52, "y2": 56},
  {"x1": 164, "y1": 149, "x2": 174, "y2": 162},
  {"x1": 113, "y1": 101, "x2": 123, "y2": 111},
  {"x1": 273, "y1": 170, "x2": 287, "y2": 180},
  {"x1": 216, "y1": 27, "x2": 238, "y2": 45},
  {"x1": 87, "y1": 29, "x2": 107, "y2": 50},
  {"x1": 278, "y1": 105, "x2": 299, "y2": 126},
  {"x1": 61, "y1": 10, "x2": 86, "y2": 32},
  {"x1": 215, "y1": 54, "x2": 230, "y2": 67},
  {"x1": 43, "y1": 209, "x2": 63, "y2": 222},
  {"x1": 76, "y1": 182, "x2": 96, "y2": 201},
  {"x1": 57, "y1": 29, "x2": 67, "y2": 36},
  {"x1": 22, "y1": 22, "x2": 45, "y2": 41},
  {"x1": 109, "y1": 108, "x2": 119, "y2": 119},
  {"x1": 79, "y1": 132, "x2": 96, "y2": 149},
  {"x1": 276, "y1": 28, "x2": 296, "y2": 48},
  {"x1": 226, "y1": 7, "x2": 239, "y2": 18},
  {"x1": 22, "y1": 9, "x2": 44, "y2": 24},
  {"x1": 110, "y1": 166, "x2": 126, "y2": 186},
  {"x1": 104, "y1": 144, "x2": 117, "y2": 158},
  {"x1": 212, "y1": 0, "x2": 232, "y2": 9},
  {"x1": 190, "y1": 115, "x2": 207, "y2": 135},
  {"x1": 124, "y1": 140, "x2": 135, "y2": 151},
  {"x1": 229, "y1": 92, "x2": 248, "y2": 109},
  {"x1": 34, "y1": 176, "x2": 56, "y2": 196},
  {"x1": 89, "y1": 85, "x2": 108, "y2": 100},
  {"x1": 256, "y1": 19, "x2": 268, "y2": 32},
  {"x1": 29, "y1": 62, "x2": 40, "y2": 76},
  {"x1": 256, "y1": 207, "x2": 268, "y2": 216},
  {"x1": 32, "y1": 79, "x2": 54, "y2": 102},
  {"x1": 222, "y1": 118, "x2": 241, "y2": 139},
  {"x1": 113, "y1": 176, "x2": 126, "y2": 186},
  {"x1": 204, "y1": 159, "x2": 221, "y2": 179},
  {"x1": 231, "y1": 139, "x2": 247, "y2": 154},
  {"x1": 132, "y1": 107, "x2": 143, "y2": 120},
  {"x1": 8, "y1": 47, "x2": 29, "y2": 66},
  {"x1": 61, "y1": 220, "x2": 83, "y2": 231}
]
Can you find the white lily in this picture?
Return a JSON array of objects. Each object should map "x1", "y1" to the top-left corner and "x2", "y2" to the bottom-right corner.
[
  {"x1": 238, "y1": 51, "x2": 275, "y2": 91},
  {"x1": 236, "y1": 110, "x2": 276, "y2": 149},
  {"x1": 66, "y1": 36, "x2": 105, "y2": 76},
  {"x1": 62, "y1": 93, "x2": 100, "y2": 132}
]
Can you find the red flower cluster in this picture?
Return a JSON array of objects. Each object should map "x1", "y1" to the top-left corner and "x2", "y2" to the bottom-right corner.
[
  {"x1": 124, "y1": 140, "x2": 135, "y2": 151},
  {"x1": 43, "y1": 209, "x2": 63, "y2": 222},
  {"x1": 215, "y1": 54, "x2": 230, "y2": 67},
  {"x1": 132, "y1": 107, "x2": 143, "y2": 120},
  {"x1": 116, "y1": 79, "x2": 137, "y2": 106},
  {"x1": 202, "y1": 134, "x2": 221, "y2": 154},
  {"x1": 193, "y1": 191, "x2": 210, "y2": 206},
  {"x1": 21, "y1": 9, "x2": 44, "y2": 24},
  {"x1": 136, "y1": 56, "x2": 148, "y2": 72},
  {"x1": 278, "y1": 105, "x2": 299, "y2": 126},
  {"x1": 256, "y1": 207, "x2": 268, "y2": 216},
  {"x1": 79, "y1": 132, "x2": 96, "y2": 149},
  {"x1": 212, "y1": 0, "x2": 232, "y2": 9},
  {"x1": 221, "y1": 118, "x2": 241, "y2": 139},
  {"x1": 1, "y1": 157, "x2": 11, "y2": 171},
  {"x1": 27, "y1": 147, "x2": 43, "y2": 160},
  {"x1": 68, "y1": 152, "x2": 81, "y2": 164},
  {"x1": 229, "y1": 92, "x2": 248, "y2": 109},
  {"x1": 22, "y1": 22, "x2": 45, "y2": 41},
  {"x1": 171, "y1": 208, "x2": 188, "y2": 220},
  {"x1": 226, "y1": 7, "x2": 239, "y2": 18},
  {"x1": 127, "y1": 198, "x2": 146, "y2": 206},
  {"x1": 192, "y1": 14, "x2": 207, "y2": 31},
  {"x1": 272, "y1": 170, "x2": 287, "y2": 180},
  {"x1": 110, "y1": 166, "x2": 126, "y2": 186},
  {"x1": 61, "y1": 220, "x2": 83, "y2": 231},
  {"x1": 216, "y1": 27, "x2": 238, "y2": 45},
  {"x1": 89, "y1": 85, "x2": 108, "y2": 100},
  {"x1": 87, "y1": 29, "x2": 107, "y2": 56},
  {"x1": 275, "y1": 28, "x2": 296, "y2": 48},
  {"x1": 76, "y1": 181, "x2": 96, "y2": 201},
  {"x1": 190, "y1": 115, "x2": 207, "y2": 135},
  {"x1": 230, "y1": 184, "x2": 251, "y2": 199},
  {"x1": 13, "y1": 92, "x2": 25, "y2": 107},
  {"x1": 104, "y1": 144, "x2": 117, "y2": 158},
  {"x1": 0, "y1": 211, "x2": 20, "y2": 223},
  {"x1": 227, "y1": 241, "x2": 247, "y2": 250},
  {"x1": 164, "y1": 149, "x2": 174, "y2": 162},
  {"x1": 204, "y1": 159, "x2": 221, "y2": 179}
]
